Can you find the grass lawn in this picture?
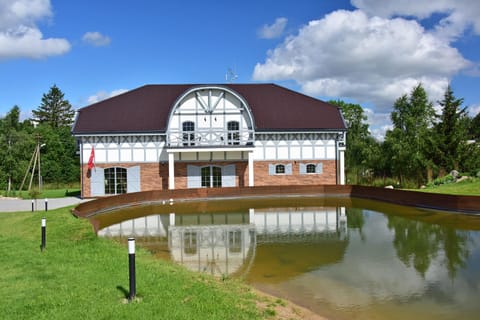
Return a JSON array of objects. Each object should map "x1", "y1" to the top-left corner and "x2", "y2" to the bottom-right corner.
[
  {"x1": 0, "y1": 207, "x2": 262, "y2": 319},
  {"x1": 418, "y1": 178, "x2": 480, "y2": 196}
]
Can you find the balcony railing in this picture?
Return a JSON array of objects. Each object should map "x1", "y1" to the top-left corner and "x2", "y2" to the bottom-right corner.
[{"x1": 167, "y1": 128, "x2": 255, "y2": 147}]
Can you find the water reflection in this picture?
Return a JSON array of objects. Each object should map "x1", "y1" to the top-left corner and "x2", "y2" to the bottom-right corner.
[
  {"x1": 99, "y1": 206, "x2": 347, "y2": 277},
  {"x1": 96, "y1": 199, "x2": 480, "y2": 320}
]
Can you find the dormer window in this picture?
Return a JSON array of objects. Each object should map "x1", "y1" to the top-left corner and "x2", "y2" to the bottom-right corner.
[
  {"x1": 227, "y1": 121, "x2": 240, "y2": 145},
  {"x1": 182, "y1": 121, "x2": 195, "y2": 146}
]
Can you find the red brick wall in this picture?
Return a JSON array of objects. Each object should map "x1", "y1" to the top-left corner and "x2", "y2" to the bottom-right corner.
[
  {"x1": 81, "y1": 159, "x2": 337, "y2": 197},
  {"x1": 253, "y1": 160, "x2": 337, "y2": 186}
]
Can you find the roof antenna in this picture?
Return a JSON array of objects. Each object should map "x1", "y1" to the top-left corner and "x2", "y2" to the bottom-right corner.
[{"x1": 225, "y1": 67, "x2": 238, "y2": 83}]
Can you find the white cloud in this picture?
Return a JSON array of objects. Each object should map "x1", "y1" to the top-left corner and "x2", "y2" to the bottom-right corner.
[
  {"x1": 253, "y1": 10, "x2": 469, "y2": 112},
  {"x1": 87, "y1": 89, "x2": 128, "y2": 104},
  {"x1": 0, "y1": 0, "x2": 70, "y2": 60},
  {"x1": 82, "y1": 31, "x2": 111, "y2": 47},
  {"x1": 257, "y1": 17, "x2": 288, "y2": 39},
  {"x1": 468, "y1": 104, "x2": 480, "y2": 117},
  {"x1": 351, "y1": 0, "x2": 480, "y2": 41}
]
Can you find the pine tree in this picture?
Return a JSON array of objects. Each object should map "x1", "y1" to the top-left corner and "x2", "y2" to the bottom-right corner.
[
  {"x1": 31, "y1": 85, "x2": 75, "y2": 128},
  {"x1": 434, "y1": 85, "x2": 467, "y2": 173}
]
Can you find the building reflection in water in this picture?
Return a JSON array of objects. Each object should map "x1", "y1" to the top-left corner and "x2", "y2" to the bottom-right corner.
[{"x1": 98, "y1": 206, "x2": 347, "y2": 277}]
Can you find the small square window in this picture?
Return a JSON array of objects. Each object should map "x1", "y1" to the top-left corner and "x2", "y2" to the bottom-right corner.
[
  {"x1": 306, "y1": 164, "x2": 316, "y2": 173},
  {"x1": 275, "y1": 164, "x2": 285, "y2": 174}
]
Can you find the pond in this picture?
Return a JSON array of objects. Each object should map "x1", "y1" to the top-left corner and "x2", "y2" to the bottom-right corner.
[{"x1": 94, "y1": 197, "x2": 480, "y2": 320}]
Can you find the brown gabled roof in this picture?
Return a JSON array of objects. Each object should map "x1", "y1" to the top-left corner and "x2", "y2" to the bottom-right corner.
[{"x1": 72, "y1": 83, "x2": 346, "y2": 135}]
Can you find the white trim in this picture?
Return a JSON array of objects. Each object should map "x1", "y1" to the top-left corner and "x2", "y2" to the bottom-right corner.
[
  {"x1": 168, "y1": 153, "x2": 175, "y2": 190},
  {"x1": 167, "y1": 147, "x2": 254, "y2": 153}
]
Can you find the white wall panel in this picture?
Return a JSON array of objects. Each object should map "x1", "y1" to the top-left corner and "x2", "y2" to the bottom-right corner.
[
  {"x1": 290, "y1": 146, "x2": 301, "y2": 159},
  {"x1": 302, "y1": 146, "x2": 313, "y2": 159},
  {"x1": 314, "y1": 146, "x2": 326, "y2": 159},
  {"x1": 95, "y1": 149, "x2": 106, "y2": 162},
  {"x1": 120, "y1": 149, "x2": 132, "y2": 162},
  {"x1": 133, "y1": 149, "x2": 144, "y2": 162},
  {"x1": 277, "y1": 146, "x2": 289, "y2": 159},
  {"x1": 326, "y1": 146, "x2": 335, "y2": 159},
  {"x1": 107, "y1": 149, "x2": 119, "y2": 162},
  {"x1": 145, "y1": 149, "x2": 157, "y2": 162},
  {"x1": 264, "y1": 147, "x2": 276, "y2": 160}
]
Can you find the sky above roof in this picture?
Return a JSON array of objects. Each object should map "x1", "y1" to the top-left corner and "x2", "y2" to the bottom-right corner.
[{"x1": 1, "y1": 0, "x2": 479, "y2": 139}]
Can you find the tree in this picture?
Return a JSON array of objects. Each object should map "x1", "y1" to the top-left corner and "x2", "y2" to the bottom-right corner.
[
  {"x1": 0, "y1": 106, "x2": 35, "y2": 192},
  {"x1": 434, "y1": 85, "x2": 468, "y2": 174},
  {"x1": 31, "y1": 85, "x2": 75, "y2": 128},
  {"x1": 468, "y1": 112, "x2": 480, "y2": 140},
  {"x1": 385, "y1": 84, "x2": 436, "y2": 186},
  {"x1": 329, "y1": 100, "x2": 378, "y2": 184}
]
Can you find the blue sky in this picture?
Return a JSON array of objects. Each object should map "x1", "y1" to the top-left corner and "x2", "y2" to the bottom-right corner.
[{"x1": 1, "y1": 0, "x2": 479, "y2": 139}]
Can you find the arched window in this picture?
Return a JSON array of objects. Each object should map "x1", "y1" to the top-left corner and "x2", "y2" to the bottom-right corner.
[
  {"x1": 306, "y1": 164, "x2": 316, "y2": 173},
  {"x1": 275, "y1": 164, "x2": 285, "y2": 174},
  {"x1": 227, "y1": 121, "x2": 240, "y2": 145},
  {"x1": 104, "y1": 167, "x2": 127, "y2": 195},
  {"x1": 182, "y1": 121, "x2": 195, "y2": 146}
]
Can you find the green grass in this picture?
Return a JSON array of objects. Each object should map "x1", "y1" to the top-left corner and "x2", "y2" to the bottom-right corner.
[
  {"x1": 1, "y1": 186, "x2": 80, "y2": 199},
  {"x1": 0, "y1": 207, "x2": 261, "y2": 320},
  {"x1": 417, "y1": 177, "x2": 480, "y2": 196}
]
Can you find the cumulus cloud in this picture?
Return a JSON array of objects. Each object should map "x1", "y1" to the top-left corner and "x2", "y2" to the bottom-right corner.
[
  {"x1": 351, "y1": 0, "x2": 480, "y2": 41},
  {"x1": 253, "y1": 10, "x2": 469, "y2": 111},
  {"x1": 0, "y1": 0, "x2": 70, "y2": 60},
  {"x1": 82, "y1": 31, "x2": 111, "y2": 47},
  {"x1": 257, "y1": 17, "x2": 288, "y2": 39},
  {"x1": 87, "y1": 89, "x2": 128, "y2": 104},
  {"x1": 468, "y1": 104, "x2": 480, "y2": 117}
]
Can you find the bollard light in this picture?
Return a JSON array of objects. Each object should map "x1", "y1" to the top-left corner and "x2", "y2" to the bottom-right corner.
[
  {"x1": 128, "y1": 238, "x2": 136, "y2": 301},
  {"x1": 31, "y1": 200, "x2": 34, "y2": 212},
  {"x1": 45, "y1": 198, "x2": 48, "y2": 212},
  {"x1": 41, "y1": 217, "x2": 46, "y2": 251}
]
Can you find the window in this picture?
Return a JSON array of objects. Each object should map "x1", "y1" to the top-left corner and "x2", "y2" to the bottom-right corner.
[
  {"x1": 201, "y1": 166, "x2": 222, "y2": 188},
  {"x1": 227, "y1": 121, "x2": 240, "y2": 145},
  {"x1": 275, "y1": 164, "x2": 285, "y2": 174},
  {"x1": 104, "y1": 167, "x2": 127, "y2": 195},
  {"x1": 300, "y1": 163, "x2": 323, "y2": 174},
  {"x1": 269, "y1": 163, "x2": 292, "y2": 175},
  {"x1": 182, "y1": 121, "x2": 195, "y2": 146},
  {"x1": 183, "y1": 231, "x2": 197, "y2": 255},
  {"x1": 228, "y1": 230, "x2": 242, "y2": 253},
  {"x1": 201, "y1": 167, "x2": 210, "y2": 187}
]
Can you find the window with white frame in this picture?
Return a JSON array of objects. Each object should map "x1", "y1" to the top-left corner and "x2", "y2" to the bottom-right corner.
[
  {"x1": 182, "y1": 121, "x2": 195, "y2": 146},
  {"x1": 269, "y1": 163, "x2": 292, "y2": 175},
  {"x1": 275, "y1": 164, "x2": 285, "y2": 174},
  {"x1": 227, "y1": 121, "x2": 240, "y2": 145},
  {"x1": 300, "y1": 163, "x2": 323, "y2": 174}
]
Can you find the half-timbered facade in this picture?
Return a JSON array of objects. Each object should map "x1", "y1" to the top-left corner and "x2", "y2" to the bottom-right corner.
[{"x1": 72, "y1": 84, "x2": 346, "y2": 198}]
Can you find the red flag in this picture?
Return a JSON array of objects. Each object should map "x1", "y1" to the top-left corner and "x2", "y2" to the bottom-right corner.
[{"x1": 87, "y1": 146, "x2": 95, "y2": 170}]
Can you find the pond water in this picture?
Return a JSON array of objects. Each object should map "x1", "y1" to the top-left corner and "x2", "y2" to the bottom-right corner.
[{"x1": 94, "y1": 197, "x2": 480, "y2": 320}]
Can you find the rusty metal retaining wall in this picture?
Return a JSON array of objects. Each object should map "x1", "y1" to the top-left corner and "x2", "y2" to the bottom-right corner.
[{"x1": 72, "y1": 185, "x2": 480, "y2": 218}]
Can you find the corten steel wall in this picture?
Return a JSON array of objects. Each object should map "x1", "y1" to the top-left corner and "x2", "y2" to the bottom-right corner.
[{"x1": 73, "y1": 185, "x2": 480, "y2": 219}]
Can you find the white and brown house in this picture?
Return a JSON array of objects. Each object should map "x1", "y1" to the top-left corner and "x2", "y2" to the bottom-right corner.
[{"x1": 72, "y1": 84, "x2": 347, "y2": 198}]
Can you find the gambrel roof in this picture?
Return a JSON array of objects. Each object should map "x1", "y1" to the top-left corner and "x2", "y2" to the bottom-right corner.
[{"x1": 72, "y1": 84, "x2": 346, "y2": 135}]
